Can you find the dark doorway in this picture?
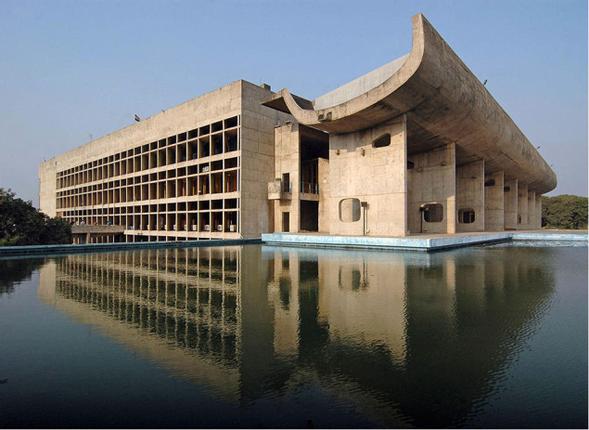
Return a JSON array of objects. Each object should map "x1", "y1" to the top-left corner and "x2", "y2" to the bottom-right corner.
[
  {"x1": 300, "y1": 201, "x2": 319, "y2": 232},
  {"x1": 282, "y1": 212, "x2": 290, "y2": 232}
]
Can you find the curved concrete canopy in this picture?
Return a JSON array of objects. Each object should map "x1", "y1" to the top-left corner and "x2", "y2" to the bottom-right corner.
[{"x1": 264, "y1": 14, "x2": 556, "y2": 194}]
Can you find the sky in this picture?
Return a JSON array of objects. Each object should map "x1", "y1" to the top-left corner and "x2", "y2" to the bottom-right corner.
[{"x1": 0, "y1": 0, "x2": 587, "y2": 205}]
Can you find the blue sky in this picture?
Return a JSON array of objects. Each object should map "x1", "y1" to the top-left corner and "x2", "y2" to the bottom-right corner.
[{"x1": 0, "y1": 0, "x2": 586, "y2": 204}]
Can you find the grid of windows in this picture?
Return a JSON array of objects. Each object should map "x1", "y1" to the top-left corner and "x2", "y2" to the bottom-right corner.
[{"x1": 55, "y1": 116, "x2": 241, "y2": 239}]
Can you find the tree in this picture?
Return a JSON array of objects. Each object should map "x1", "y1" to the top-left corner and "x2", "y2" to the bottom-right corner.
[
  {"x1": 541, "y1": 195, "x2": 588, "y2": 230},
  {"x1": 0, "y1": 188, "x2": 72, "y2": 246}
]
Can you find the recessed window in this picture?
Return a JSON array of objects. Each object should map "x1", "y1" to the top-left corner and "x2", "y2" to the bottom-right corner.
[
  {"x1": 339, "y1": 198, "x2": 361, "y2": 222},
  {"x1": 504, "y1": 186, "x2": 511, "y2": 192},
  {"x1": 421, "y1": 203, "x2": 443, "y2": 223},
  {"x1": 458, "y1": 208, "x2": 476, "y2": 224},
  {"x1": 372, "y1": 133, "x2": 391, "y2": 148},
  {"x1": 407, "y1": 160, "x2": 415, "y2": 169},
  {"x1": 484, "y1": 179, "x2": 496, "y2": 187}
]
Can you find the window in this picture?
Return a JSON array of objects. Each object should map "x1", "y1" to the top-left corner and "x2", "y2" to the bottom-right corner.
[
  {"x1": 407, "y1": 160, "x2": 415, "y2": 169},
  {"x1": 282, "y1": 173, "x2": 291, "y2": 193},
  {"x1": 339, "y1": 198, "x2": 361, "y2": 222},
  {"x1": 372, "y1": 133, "x2": 391, "y2": 148},
  {"x1": 504, "y1": 186, "x2": 511, "y2": 192},
  {"x1": 458, "y1": 208, "x2": 476, "y2": 224},
  {"x1": 422, "y1": 203, "x2": 443, "y2": 223},
  {"x1": 484, "y1": 179, "x2": 496, "y2": 187}
]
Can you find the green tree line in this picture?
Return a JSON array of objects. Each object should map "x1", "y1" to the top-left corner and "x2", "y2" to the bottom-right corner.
[
  {"x1": 542, "y1": 194, "x2": 588, "y2": 230},
  {"x1": 0, "y1": 188, "x2": 71, "y2": 246}
]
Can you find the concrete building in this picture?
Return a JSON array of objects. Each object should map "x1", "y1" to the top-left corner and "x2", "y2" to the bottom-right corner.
[{"x1": 39, "y1": 14, "x2": 556, "y2": 243}]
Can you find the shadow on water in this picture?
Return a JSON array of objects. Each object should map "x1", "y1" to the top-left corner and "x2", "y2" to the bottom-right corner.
[{"x1": 8, "y1": 244, "x2": 585, "y2": 427}]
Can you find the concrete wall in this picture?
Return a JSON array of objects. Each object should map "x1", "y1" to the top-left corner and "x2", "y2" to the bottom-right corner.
[
  {"x1": 517, "y1": 183, "x2": 529, "y2": 229},
  {"x1": 40, "y1": 81, "x2": 244, "y2": 217},
  {"x1": 318, "y1": 158, "x2": 330, "y2": 233},
  {"x1": 484, "y1": 171, "x2": 504, "y2": 231},
  {"x1": 271, "y1": 123, "x2": 300, "y2": 233},
  {"x1": 456, "y1": 160, "x2": 485, "y2": 233},
  {"x1": 407, "y1": 143, "x2": 456, "y2": 234},
  {"x1": 328, "y1": 117, "x2": 407, "y2": 236},
  {"x1": 504, "y1": 179, "x2": 518, "y2": 230},
  {"x1": 240, "y1": 82, "x2": 292, "y2": 238}
]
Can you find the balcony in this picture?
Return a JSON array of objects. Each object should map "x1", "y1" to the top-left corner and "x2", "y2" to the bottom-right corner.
[
  {"x1": 300, "y1": 182, "x2": 319, "y2": 194},
  {"x1": 268, "y1": 179, "x2": 292, "y2": 200}
]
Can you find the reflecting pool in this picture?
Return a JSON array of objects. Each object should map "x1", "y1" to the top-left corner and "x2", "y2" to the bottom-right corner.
[{"x1": 0, "y1": 244, "x2": 586, "y2": 428}]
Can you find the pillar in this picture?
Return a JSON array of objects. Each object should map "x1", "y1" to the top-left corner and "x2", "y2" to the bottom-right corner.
[
  {"x1": 456, "y1": 160, "x2": 485, "y2": 232},
  {"x1": 517, "y1": 183, "x2": 528, "y2": 229},
  {"x1": 504, "y1": 179, "x2": 518, "y2": 230},
  {"x1": 484, "y1": 171, "x2": 504, "y2": 231}
]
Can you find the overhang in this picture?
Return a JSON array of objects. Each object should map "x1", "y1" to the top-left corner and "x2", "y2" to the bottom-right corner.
[{"x1": 263, "y1": 14, "x2": 556, "y2": 194}]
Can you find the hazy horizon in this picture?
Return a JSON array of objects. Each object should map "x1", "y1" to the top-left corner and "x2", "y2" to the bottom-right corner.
[{"x1": 1, "y1": 0, "x2": 587, "y2": 206}]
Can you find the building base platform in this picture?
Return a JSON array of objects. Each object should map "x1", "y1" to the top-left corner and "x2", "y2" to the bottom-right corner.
[{"x1": 261, "y1": 231, "x2": 587, "y2": 252}]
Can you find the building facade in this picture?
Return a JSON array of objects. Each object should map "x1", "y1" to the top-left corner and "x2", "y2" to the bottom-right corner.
[
  {"x1": 39, "y1": 14, "x2": 556, "y2": 243},
  {"x1": 40, "y1": 81, "x2": 291, "y2": 243}
]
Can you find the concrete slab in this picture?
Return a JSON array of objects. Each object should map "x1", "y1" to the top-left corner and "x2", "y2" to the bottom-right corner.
[{"x1": 261, "y1": 231, "x2": 587, "y2": 252}]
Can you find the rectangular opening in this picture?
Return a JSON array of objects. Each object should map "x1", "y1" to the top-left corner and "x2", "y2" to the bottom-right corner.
[
  {"x1": 211, "y1": 120, "x2": 223, "y2": 133},
  {"x1": 211, "y1": 173, "x2": 223, "y2": 193},
  {"x1": 224, "y1": 171, "x2": 238, "y2": 192},
  {"x1": 211, "y1": 133, "x2": 223, "y2": 155},
  {"x1": 300, "y1": 200, "x2": 319, "y2": 232},
  {"x1": 282, "y1": 173, "x2": 291, "y2": 193},
  {"x1": 224, "y1": 129, "x2": 238, "y2": 152},
  {"x1": 224, "y1": 116, "x2": 238, "y2": 128},
  {"x1": 282, "y1": 212, "x2": 290, "y2": 232},
  {"x1": 224, "y1": 211, "x2": 238, "y2": 232},
  {"x1": 199, "y1": 136, "x2": 210, "y2": 158}
]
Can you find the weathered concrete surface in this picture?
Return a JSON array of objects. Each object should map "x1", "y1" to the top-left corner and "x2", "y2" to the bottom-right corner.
[
  {"x1": 328, "y1": 117, "x2": 408, "y2": 236},
  {"x1": 484, "y1": 171, "x2": 504, "y2": 231},
  {"x1": 265, "y1": 13, "x2": 556, "y2": 195},
  {"x1": 517, "y1": 183, "x2": 529, "y2": 229},
  {"x1": 261, "y1": 230, "x2": 587, "y2": 252},
  {"x1": 504, "y1": 179, "x2": 518, "y2": 230},
  {"x1": 407, "y1": 143, "x2": 456, "y2": 234},
  {"x1": 456, "y1": 160, "x2": 485, "y2": 233}
]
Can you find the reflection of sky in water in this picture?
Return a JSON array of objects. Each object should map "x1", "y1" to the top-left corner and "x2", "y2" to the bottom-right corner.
[{"x1": 0, "y1": 244, "x2": 586, "y2": 428}]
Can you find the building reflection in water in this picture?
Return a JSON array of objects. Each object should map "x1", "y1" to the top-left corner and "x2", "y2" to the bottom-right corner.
[{"x1": 38, "y1": 245, "x2": 555, "y2": 427}]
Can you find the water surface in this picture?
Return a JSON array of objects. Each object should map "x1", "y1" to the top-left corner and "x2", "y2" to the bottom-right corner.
[{"x1": 0, "y1": 244, "x2": 586, "y2": 428}]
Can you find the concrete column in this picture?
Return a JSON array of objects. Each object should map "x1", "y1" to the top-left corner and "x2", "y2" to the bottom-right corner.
[
  {"x1": 317, "y1": 158, "x2": 330, "y2": 233},
  {"x1": 504, "y1": 179, "x2": 518, "y2": 230},
  {"x1": 517, "y1": 183, "x2": 529, "y2": 229},
  {"x1": 484, "y1": 171, "x2": 504, "y2": 231},
  {"x1": 447, "y1": 143, "x2": 457, "y2": 235},
  {"x1": 456, "y1": 160, "x2": 485, "y2": 232},
  {"x1": 535, "y1": 195, "x2": 543, "y2": 229},
  {"x1": 527, "y1": 191, "x2": 536, "y2": 229}
]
